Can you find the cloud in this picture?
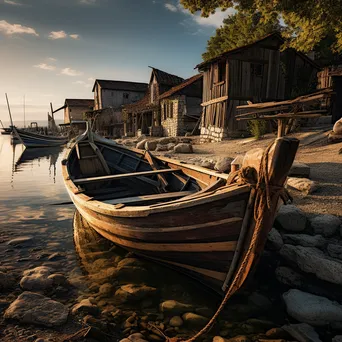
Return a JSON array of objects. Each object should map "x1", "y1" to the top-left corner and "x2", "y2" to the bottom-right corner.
[
  {"x1": 79, "y1": 0, "x2": 97, "y2": 4},
  {"x1": 69, "y1": 34, "x2": 79, "y2": 39},
  {"x1": 61, "y1": 68, "x2": 83, "y2": 76},
  {"x1": 73, "y1": 80, "x2": 92, "y2": 88},
  {"x1": 49, "y1": 30, "x2": 67, "y2": 39},
  {"x1": 4, "y1": 0, "x2": 23, "y2": 5},
  {"x1": 165, "y1": 3, "x2": 177, "y2": 12},
  {"x1": 88, "y1": 77, "x2": 95, "y2": 82},
  {"x1": 34, "y1": 63, "x2": 56, "y2": 71},
  {"x1": 47, "y1": 57, "x2": 57, "y2": 62},
  {"x1": 0, "y1": 20, "x2": 38, "y2": 36}
]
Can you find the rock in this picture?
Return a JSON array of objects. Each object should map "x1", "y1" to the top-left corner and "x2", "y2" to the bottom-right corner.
[
  {"x1": 245, "y1": 318, "x2": 274, "y2": 330},
  {"x1": 289, "y1": 162, "x2": 310, "y2": 178},
  {"x1": 145, "y1": 140, "x2": 157, "y2": 151},
  {"x1": 117, "y1": 258, "x2": 145, "y2": 268},
  {"x1": 275, "y1": 266, "x2": 304, "y2": 287},
  {"x1": 71, "y1": 299, "x2": 100, "y2": 316},
  {"x1": 47, "y1": 253, "x2": 64, "y2": 261},
  {"x1": 328, "y1": 132, "x2": 342, "y2": 143},
  {"x1": 136, "y1": 139, "x2": 147, "y2": 150},
  {"x1": 310, "y1": 214, "x2": 341, "y2": 237},
  {"x1": 114, "y1": 284, "x2": 157, "y2": 304},
  {"x1": 155, "y1": 144, "x2": 168, "y2": 152},
  {"x1": 180, "y1": 137, "x2": 192, "y2": 143},
  {"x1": 213, "y1": 337, "x2": 228, "y2": 342},
  {"x1": 333, "y1": 118, "x2": 342, "y2": 135},
  {"x1": 167, "y1": 143, "x2": 176, "y2": 151},
  {"x1": 226, "y1": 336, "x2": 250, "y2": 342},
  {"x1": 47, "y1": 274, "x2": 68, "y2": 287},
  {"x1": 111, "y1": 266, "x2": 148, "y2": 284},
  {"x1": 137, "y1": 135, "x2": 147, "y2": 142},
  {"x1": 333, "y1": 336, "x2": 342, "y2": 342},
  {"x1": 0, "y1": 271, "x2": 16, "y2": 290},
  {"x1": 158, "y1": 137, "x2": 178, "y2": 145},
  {"x1": 98, "y1": 283, "x2": 114, "y2": 296},
  {"x1": 327, "y1": 244, "x2": 342, "y2": 260},
  {"x1": 7, "y1": 236, "x2": 33, "y2": 246},
  {"x1": 276, "y1": 205, "x2": 307, "y2": 232},
  {"x1": 280, "y1": 244, "x2": 342, "y2": 285},
  {"x1": 214, "y1": 157, "x2": 233, "y2": 173},
  {"x1": 282, "y1": 323, "x2": 322, "y2": 342},
  {"x1": 267, "y1": 228, "x2": 284, "y2": 251},
  {"x1": 248, "y1": 292, "x2": 272, "y2": 311},
  {"x1": 287, "y1": 177, "x2": 318, "y2": 195},
  {"x1": 282, "y1": 234, "x2": 326, "y2": 248},
  {"x1": 200, "y1": 160, "x2": 215, "y2": 170},
  {"x1": 283, "y1": 289, "x2": 342, "y2": 326},
  {"x1": 120, "y1": 332, "x2": 148, "y2": 342},
  {"x1": 195, "y1": 307, "x2": 214, "y2": 317},
  {"x1": 4, "y1": 291, "x2": 68, "y2": 327},
  {"x1": 20, "y1": 266, "x2": 53, "y2": 291},
  {"x1": 265, "y1": 328, "x2": 290, "y2": 339},
  {"x1": 182, "y1": 312, "x2": 209, "y2": 328},
  {"x1": 174, "y1": 143, "x2": 193, "y2": 153},
  {"x1": 160, "y1": 300, "x2": 194, "y2": 315},
  {"x1": 169, "y1": 316, "x2": 183, "y2": 327}
]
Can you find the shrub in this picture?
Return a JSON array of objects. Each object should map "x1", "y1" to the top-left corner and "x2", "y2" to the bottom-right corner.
[{"x1": 248, "y1": 120, "x2": 267, "y2": 139}]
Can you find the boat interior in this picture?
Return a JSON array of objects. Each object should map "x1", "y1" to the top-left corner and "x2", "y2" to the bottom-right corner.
[{"x1": 68, "y1": 138, "x2": 228, "y2": 207}]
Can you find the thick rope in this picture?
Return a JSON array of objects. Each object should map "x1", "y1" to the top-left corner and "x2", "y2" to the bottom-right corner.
[{"x1": 167, "y1": 142, "x2": 288, "y2": 342}]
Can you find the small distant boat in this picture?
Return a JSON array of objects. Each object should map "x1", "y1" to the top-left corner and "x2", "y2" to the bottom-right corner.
[
  {"x1": 12, "y1": 127, "x2": 68, "y2": 148},
  {"x1": 1, "y1": 127, "x2": 12, "y2": 135},
  {"x1": 62, "y1": 126, "x2": 298, "y2": 294}
]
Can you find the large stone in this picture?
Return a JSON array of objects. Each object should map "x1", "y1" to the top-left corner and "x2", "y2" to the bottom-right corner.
[
  {"x1": 282, "y1": 323, "x2": 322, "y2": 342},
  {"x1": 280, "y1": 244, "x2": 342, "y2": 285},
  {"x1": 167, "y1": 143, "x2": 176, "y2": 151},
  {"x1": 174, "y1": 143, "x2": 193, "y2": 153},
  {"x1": 117, "y1": 258, "x2": 145, "y2": 268},
  {"x1": 4, "y1": 292, "x2": 68, "y2": 327},
  {"x1": 158, "y1": 137, "x2": 178, "y2": 145},
  {"x1": 287, "y1": 177, "x2": 318, "y2": 195},
  {"x1": 155, "y1": 144, "x2": 168, "y2": 152},
  {"x1": 120, "y1": 333, "x2": 149, "y2": 342},
  {"x1": 214, "y1": 157, "x2": 233, "y2": 173},
  {"x1": 248, "y1": 292, "x2": 272, "y2": 311},
  {"x1": 7, "y1": 236, "x2": 33, "y2": 246},
  {"x1": 114, "y1": 284, "x2": 157, "y2": 304},
  {"x1": 267, "y1": 228, "x2": 284, "y2": 251},
  {"x1": 71, "y1": 298, "x2": 100, "y2": 316},
  {"x1": 333, "y1": 118, "x2": 342, "y2": 135},
  {"x1": 283, "y1": 289, "x2": 342, "y2": 326},
  {"x1": 275, "y1": 266, "x2": 304, "y2": 287},
  {"x1": 310, "y1": 215, "x2": 341, "y2": 237},
  {"x1": 136, "y1": 139, "x2": 147, "y2": 150},
  {"x1": 145, "y1": 140, "x2": 157, "y2": 151},
  {"x1": 159, "y1": 300, "x2": 194, "y2": 315},
  {"x1": 333, "y1": 336, "x2": 342, "y2": 342},
  {"x1": 111, "y1": 266, "x2": 148, "y2": 284},
  {"x1": 20, "y1": 266, "x2": 53, "y2": 291},
  {"x1": 276, "y1": 205, "x2": 307, "y2": 232},
  {"x1": 328, "y1": 132, "x2": 342, "y2": 143},
  {"x1": 289, "y1": 162, "x2": 310, "y2": 178},
  {"x1": 0, "y1": 271, "x2": 16, "y2": 290},
  {"x1": 182, "y1": 312, "x2": 209, "y2": 328},
  {"x1": 282, "y1": 234, "x2": 326, "y2": 248},
  {"x1": 327, "y1": 244, "x2": 342, "y2": 260},
  {"x1": 169, "y1": 316, "x2": 183, "y2": 327}
]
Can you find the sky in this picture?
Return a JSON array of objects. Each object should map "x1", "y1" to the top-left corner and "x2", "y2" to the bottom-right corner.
[{"x1": 0, "y1": 0, "x2": 233, "y2": 126}]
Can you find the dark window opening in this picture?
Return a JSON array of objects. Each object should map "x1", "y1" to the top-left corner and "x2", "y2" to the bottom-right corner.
[
  {"x1": 218, "y1": 61, "x2": 226, "y2": 82},
  {"x1": 251, "y1": 63, "x2": 264, "y2": 77},
  {"x1": 123, "y1": 93, "x2": 129, "y2": 99}
]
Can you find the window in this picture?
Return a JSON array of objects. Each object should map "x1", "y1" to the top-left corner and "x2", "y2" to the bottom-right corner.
[
  {"x1": 123, "y1": 93, "x2": 129, "y2": 99},
  {"x1": 163, "y1": 103, "x2": 167, "y2": 120},
  {"x1": 218, "y1": 60, "x2": 226, "y2": 82},
  {"x1": 251, "y1": 63, "x2": 264, "y2": 77},
  {"x1": 169, "y1": 102, "x2": 174, "y2": 118}
]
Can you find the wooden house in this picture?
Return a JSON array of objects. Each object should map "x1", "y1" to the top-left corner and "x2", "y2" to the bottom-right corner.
[
  {"x1": 123, "y1": 68, "x2": 202, "y2": 137},
  {"x1": 89, "y1": 80, "x2": 148, "y2": 137},
  {"x1": 63, "y1": 99, "x2": 94, "y2": 124},
  {"x1": 195, "y1": 32, "x2": 320, "y2": 142}
]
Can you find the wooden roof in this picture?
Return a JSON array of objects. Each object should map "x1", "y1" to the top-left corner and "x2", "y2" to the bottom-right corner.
[
  {"x1": 92, "y1": 80, "x2": 148, "y2": 92},
  {"x1": 159, "y1": 74, "x2": 203, "y2": 100},
  {"x1": 195, "y1": 32, "x2": 320, "y2": 70},
  {"x1": 65, "y1": 99, "x2": 94, "y2": 107},
  {"x1": 149, "y1": 67, "x2": 184, "y2": 87}
]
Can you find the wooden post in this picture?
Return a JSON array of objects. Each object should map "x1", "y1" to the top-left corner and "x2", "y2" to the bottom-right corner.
[
  {"x1": 5, "y1": 93, "x2": 14, "y2": 127},
  {"x1": 277, "y1": 119, "x2": 285, "y2": 137}
]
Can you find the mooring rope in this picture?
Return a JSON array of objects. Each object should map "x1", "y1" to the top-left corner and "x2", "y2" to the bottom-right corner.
[{"x1": 167, "y1": 141, "x2": 289, "y2": 342}]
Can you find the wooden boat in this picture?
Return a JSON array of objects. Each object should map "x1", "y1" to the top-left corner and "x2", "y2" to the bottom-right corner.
[
  {"x1": 12, "y1": 127, "x2": 68, "y2": 148},
  {"x1": 1, "y1": 127, "x2": 12, "y2": 135},
  {"x1": 62, "y1": 127, "x2": 299, "y2": 294}
]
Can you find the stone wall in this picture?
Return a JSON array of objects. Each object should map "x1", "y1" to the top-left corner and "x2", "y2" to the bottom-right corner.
[
  {"x1": 200, "y1": 125, "x2": 228, "y2": 143},
  {"x1": 161, "y1": 96, "x2": 185, "y2": 137}
]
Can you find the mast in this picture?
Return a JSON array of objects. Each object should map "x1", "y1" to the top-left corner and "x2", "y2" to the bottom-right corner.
[
  {"x1": 23, "y1": 95, "x2": 26, "y2": 128},
  {"x1": 5, "y1": 93, "x2": 14, "y2": 127}
]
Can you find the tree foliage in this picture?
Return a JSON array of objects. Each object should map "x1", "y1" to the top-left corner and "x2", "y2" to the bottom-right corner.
[
  {"x1": 180, "y1": 0, "x2": 342, "y2": 56},
  {"x1": 203, "y1": 10, "x2": 280, "y2": 61}
]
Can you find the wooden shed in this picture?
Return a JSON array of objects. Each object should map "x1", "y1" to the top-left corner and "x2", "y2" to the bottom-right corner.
[{"x1": 195, "y1": 32, "x2": 320, "y2": 142}]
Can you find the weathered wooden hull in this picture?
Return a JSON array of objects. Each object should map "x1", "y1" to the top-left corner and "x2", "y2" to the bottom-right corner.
[
  {"x1": 14, "y1": 128, "x2": 68, "y2": 148},
  {"x1": 62, "y1": 129, "x2": 299, "y2": 294}
]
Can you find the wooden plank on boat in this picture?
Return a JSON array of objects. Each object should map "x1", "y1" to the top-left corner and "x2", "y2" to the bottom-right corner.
[
  {"x1": 103, "y1": 190, "x2": 196, "y2": 205},
  {"x1": 73, "y1": 168, "x2": 182, "y2": 184},
  {"x1": 145, "y1": 150, "x2": 168, "y2": 192}
]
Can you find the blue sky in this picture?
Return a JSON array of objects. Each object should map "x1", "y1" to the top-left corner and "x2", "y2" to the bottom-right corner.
[{"x1": 0, "y1": 0, "x2": 231, "y2": 125}]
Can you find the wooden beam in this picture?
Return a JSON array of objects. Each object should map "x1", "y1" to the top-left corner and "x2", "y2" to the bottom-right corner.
[
  {"x1": 145, "y1": 150, "x2": 168, "y2": 192},
  {"x1": 73, "y1": 168, "x2": 181, "y2": 184},
  {"x1": 201, "y1": 96, "x2": 228, "y2": 107},
  {"x1": 236, "y1": 114, "x2": 323, "y2": 121}
]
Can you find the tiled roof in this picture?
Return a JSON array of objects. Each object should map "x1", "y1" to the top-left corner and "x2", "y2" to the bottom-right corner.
[
  {"x1": 159, "y1": 74, "x2": 203, "y2": 100},
  {"x1": 65, "y1": 99, "x2": 94, "y2": 107},
  {"x1": 93, "y1": 80, "x2": 148, "y2": 92},
  {"x1": 150, "y1": 67, "x2": 184, "y2": 87}
]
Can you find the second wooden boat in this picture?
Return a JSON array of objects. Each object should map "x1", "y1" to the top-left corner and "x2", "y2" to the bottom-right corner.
[
  {"x1": 13, "y1": 127, "x2": 68, "y2": 148},
  {"x1": 62, "y1": 127, "x2": 298, "y2": 294}
]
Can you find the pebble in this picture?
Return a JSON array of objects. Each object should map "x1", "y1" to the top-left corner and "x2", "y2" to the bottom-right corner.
[{"x1": 169, "y1": 315, "x2": 183, "y2": 327}]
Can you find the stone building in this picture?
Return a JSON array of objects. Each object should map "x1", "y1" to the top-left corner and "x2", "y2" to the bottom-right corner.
[
  {"x1": 63, "y1": 99, "x2": 94, "y2": 124},
  {"x1": 123, "y1": 68, "x2": 202, "y2": 137}
]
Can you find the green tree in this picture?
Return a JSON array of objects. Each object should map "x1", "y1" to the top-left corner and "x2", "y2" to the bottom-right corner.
[
  {"x1": 180, "y1": 0, "x2": 342, "y2": 54},
  {"x1": 203, "y1": 10, "x2": 280, "y2": 61}
]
